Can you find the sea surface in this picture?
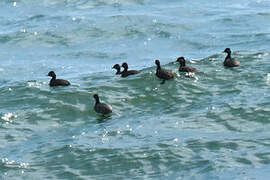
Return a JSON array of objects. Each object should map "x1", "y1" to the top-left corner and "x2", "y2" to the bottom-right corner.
[{"x1": 1, "y1": 0, "x2": 270, "y2": 179}]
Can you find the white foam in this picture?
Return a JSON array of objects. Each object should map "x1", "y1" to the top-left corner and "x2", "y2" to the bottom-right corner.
[
  {"x1": 267, "y1": 74, "x2": 270, "y2": 84},
  {"x1": 21, "y1": 29, "x2": 27, "y2": 33},
  {"x1": 1, "y1": 113, "x2": 17, "y2": 123},
  {"x1": 27, "y1": 81, "x2": 43, "y2": 87},
  {"x1": 19, "y1": 162, "x2": 30, "y2": 168}
]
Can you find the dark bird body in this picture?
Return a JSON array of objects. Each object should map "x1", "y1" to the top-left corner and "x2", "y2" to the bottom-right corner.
[
  {"x1": 93, "y1": 94, "x2": 112, "y2": 115},
  {"x1": 47, "y1": 71, "x2": 70, "y2": 86},
  {"x1": 176, "y1": 57, "x2": 198, "y2": 72},
  {"x1": 121, "y1": 62, "x2": 140, "y2": 77},
  {"x1": 223, "y1": 48, "x2": 240, "y2": 67},
  {"x1": 155, "y1": 60, "x2": 174, "y2": 84},
  {"x1": 112, "y1": 64, "x2": 122, "y2": 75}
]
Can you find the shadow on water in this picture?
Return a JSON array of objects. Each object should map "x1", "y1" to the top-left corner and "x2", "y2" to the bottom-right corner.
[{"x1": 96, "y1": 114, "x2": 112, "y2": 123}]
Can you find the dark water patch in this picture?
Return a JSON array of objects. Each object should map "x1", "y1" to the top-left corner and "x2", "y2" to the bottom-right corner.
[
  {"x1": 38, "y1": 32, "x2": 70, "y2": 46},
  {"x1": 28, "y1": 14, "x2": 45, "y2": 21},
  {"x1": 70, "y1": 27, "x2": 108, "y2": 39},
  {"x1": 38, "y1": 144, "x2": 209, "y2": 179},
  {"x1": 57, "y1": 50, "x2": 112, "y2": 59},
  {"x1": 257, "y1": 12, "x2": 270, "y2": 16},
  {"x1": 0, "y1": 31, "x2": 29, "y2": 44},
  {"x1": 255, "y1": 152, "x2": 270, "y2": 164}
]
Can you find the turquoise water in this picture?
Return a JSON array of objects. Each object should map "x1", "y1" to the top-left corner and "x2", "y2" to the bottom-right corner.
[{"x1": 1, "y1": 0, "x2": 270, "y2": 179}]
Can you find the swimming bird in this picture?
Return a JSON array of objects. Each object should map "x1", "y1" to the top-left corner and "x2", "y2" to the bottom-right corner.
[
  {"x1": 155, "y1": 60, "x2": 174, "y2": 84},
  {"x1": 93, "y1": 94, "x2": 112, "y2": 115},
  {"x1": 121, "y1": 62, "x2": 140, "y2": 77},
  {"x1": 223, "y1": 48, "x2": 240, "y2": 67},
  {"x1": 176, "y1": 57, "x2": 198, "y2": 72},
  {"x1": 47, "y1": 71, "x2": 70, "y2": 86},
  {"x1": 112, "y1": 64, "x2": 121, "y2": 75}
]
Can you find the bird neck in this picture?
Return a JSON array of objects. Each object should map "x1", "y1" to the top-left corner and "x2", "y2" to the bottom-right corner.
[
  {"x1": 123, "y1": 67, "x2": 128, "y2": 72},
  {"x1": 95, "y1": 98, "x2": 100, "y2": 104},
  {"x1": 156, "y1": 64, "x2": 161, "y2": 70},
  {"x1": 225, "y1": 52, "x2": 231, "y2": 59},
  {"x1": 180, "y1": 62, "x2": 185, "y2": 67},
  {"x1": 116, "y1": 68, "x2": 121, "y2": 74},
  {"x1": 51, "y1": 76, "x2": 56, "y2": 80}
]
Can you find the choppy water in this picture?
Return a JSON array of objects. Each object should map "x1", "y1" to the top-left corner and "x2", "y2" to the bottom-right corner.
[{"x1": 1, "y1": 0, "x2": 270, "y2": 179}]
